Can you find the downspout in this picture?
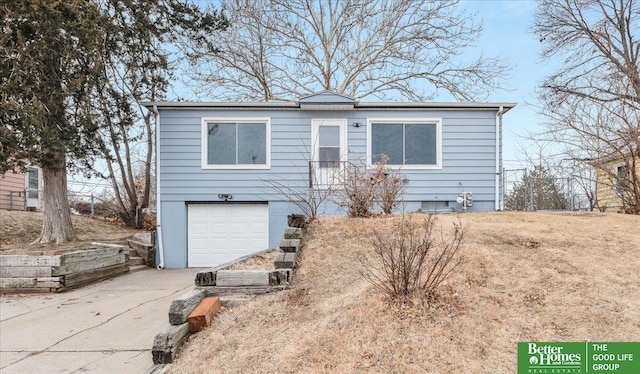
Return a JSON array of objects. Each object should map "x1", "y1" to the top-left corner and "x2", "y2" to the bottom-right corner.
[
  {"x1": 152, "y1": 105, "x2": 165, "y2": 269},
  {"x1": 495, "y1": 106, "x2": 505, "y2": 211}
]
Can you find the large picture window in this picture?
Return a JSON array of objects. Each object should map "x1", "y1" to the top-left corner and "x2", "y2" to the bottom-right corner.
[
  {"x1": 368, "y1": 119, "x2": 441, "y2": 169},
  {"x1": 202, "y1": 119, "x2": 270, "y2": 169}
]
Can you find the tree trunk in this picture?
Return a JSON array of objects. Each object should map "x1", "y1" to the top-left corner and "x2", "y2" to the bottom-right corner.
[{"x1": 35, "y1": 154, "x2": 74, "y2": 244}]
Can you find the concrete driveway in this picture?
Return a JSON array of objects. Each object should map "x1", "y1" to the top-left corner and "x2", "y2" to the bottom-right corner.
[{"x1": 0, "y1": 268, "x2": 198, "y2": 374}]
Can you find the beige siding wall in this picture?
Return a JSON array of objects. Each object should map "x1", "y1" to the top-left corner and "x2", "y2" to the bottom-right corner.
[
  {"x1": 0, "y1": 171, "x2": 26, "y2": 210},
  {"x1": 595, "y1": 158, "x2": 640, "y2": 212}
]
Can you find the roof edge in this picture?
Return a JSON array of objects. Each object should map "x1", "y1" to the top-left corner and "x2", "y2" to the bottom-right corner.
[
  {"x1": 141, "y1": 101, "x2": 517, "y2": 112},
  {"x1": 355, "y1": 102, "x2": 517, "y2": 112},
  {"x1": 140, "y1": 101, "x2": 299, "y2": 109}
]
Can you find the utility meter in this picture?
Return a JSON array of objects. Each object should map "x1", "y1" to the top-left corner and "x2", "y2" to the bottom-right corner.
[{"x1": 457, "y1": 191, "x2": 473, "y2": 212}]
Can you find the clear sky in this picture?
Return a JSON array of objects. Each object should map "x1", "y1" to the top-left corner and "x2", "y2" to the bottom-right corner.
[{"x1": 462, "y1": 0, "x2": 560, "y2": 169}]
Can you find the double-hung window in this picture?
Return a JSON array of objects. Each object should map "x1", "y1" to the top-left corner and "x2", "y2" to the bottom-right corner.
[
  {"x1": 368, "y1": 119, "x2": 441, "y2": 169},
  {"x1": 202, "y1": 118, "x2": 270, "y2": 169}
]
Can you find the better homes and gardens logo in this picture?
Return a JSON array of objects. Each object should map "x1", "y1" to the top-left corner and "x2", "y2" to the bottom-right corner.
[
  {"x1": 518, "y1": 342, "x2": 639, "y2": 374},
  {"x1": 520, "y1": 342, "x2": 583, "y2": 373}
]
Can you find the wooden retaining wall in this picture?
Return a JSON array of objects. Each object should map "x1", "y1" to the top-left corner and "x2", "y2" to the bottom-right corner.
[{"x1": 0, "y1": 245, "x2": 130, "y2": 293}]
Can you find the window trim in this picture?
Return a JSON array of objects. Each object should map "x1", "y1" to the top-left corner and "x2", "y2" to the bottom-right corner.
[
  {"x1": 615, "y1": 163, "x2": 629, "y2": 179},
  {"x1": 201, "y1": 117, "x2": 271, "y2": 170},
  {"x1": 25, "y1": 166, "x2": 40, "y2": 199},
  {"x1": 311, "y1": 118, "x2": 348, "y2": 164},
  {"x1": 613, "y1": 162, "x2": 630, "y2": 191},
  {"x1": 366, "y1": 118, "x2": 442, "y2": 170}
]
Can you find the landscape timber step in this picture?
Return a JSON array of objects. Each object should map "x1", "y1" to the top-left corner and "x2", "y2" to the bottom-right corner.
[
  {"x1": 284, "y1": 227, "x2": 303, "y2": 239},
  {"x1": 195, "y1": 268, "x2": 217, "y2": 286},
  {"x1": 188, "y1": 296, "x2": 222, "y2": 333},
  {"x1": 219, "y1": 296, "x2": 251, "y2": 308},
  {"x1": 0, "y1": 277, "x2": 61, "y2": 289},
  {"x1": 198, "y1": 285, "x2": 287, "y2": 296},
  {"x1": 128, "y1": 239, "x2": 155, "y2": 265},
  {"x1": 287, "y1": 214, "x2": 307, "y2": 228},
  {"x1": 61, "y1": 262, "x2": 129, "y2": 289},
  {"x1": 0, "y1": 255, "x2": 60, "y2": 267},
  {"x1": 274, "y1": 252, "x2": 297, "y2": 269},
  {"x1": 279, "y1": 239, "x2": 301, "y2": 253},
  {"x1": 143, "y1": 364, "x2": 170, "y2": 374},
  {"x1": 129, "y1": 256, "x2": 145, "y2": 266},
  {"x1": 52, "y1": 249, "x2": 128, "y2": 276},
  {"x1": 152, "y1": 323, "x2": 190, "y2": 364},
  {"x1": 0, "y1": 266, "x2": 53, "y2": 278},
  {"x1": 130, "y1": 265, "x2": 147, "y2": 273},
  {"x1": 168, "y1": 289, "x2": 205, "y2": 325},
  {"x1": 109, "y1": 241, "x2": 131, "y2": 246},
  {"x1": 215, "y1": 269, "x2": 291, "y2": 287}
]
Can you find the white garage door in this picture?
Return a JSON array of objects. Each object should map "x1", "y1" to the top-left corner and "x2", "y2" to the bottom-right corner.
[{"x1": 187, "y1": 204, "x2": 269, "y2": 267}]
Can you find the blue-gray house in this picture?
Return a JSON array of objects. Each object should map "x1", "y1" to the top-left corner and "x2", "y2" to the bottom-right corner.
[{"x1": 143, "y1": 91, "x2": 515, "y2": 268}]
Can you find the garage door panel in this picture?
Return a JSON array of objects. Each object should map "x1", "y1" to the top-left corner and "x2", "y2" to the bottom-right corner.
[{"x1": 187, "y1": 204, "x2": 269, "y2": 267}]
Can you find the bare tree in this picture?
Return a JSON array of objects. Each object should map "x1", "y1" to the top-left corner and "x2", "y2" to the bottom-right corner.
[
  {"x1": 533, "y1": 0, "x2": 640, "y2": 213},
  {"x1": 91, "y1": 0, "x2": 227, "y2": 228},
  {"x1": 188, "y1": 0, "x2": 507, "y2": 101}
]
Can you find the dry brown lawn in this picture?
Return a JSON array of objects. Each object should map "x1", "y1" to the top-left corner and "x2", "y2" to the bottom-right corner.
[
  {"x1": 0, "y1": 210, "x2": 139, "y2": 254},
  {"x1": 171, "y1": 211, "x2": 640, "y2": 374}
]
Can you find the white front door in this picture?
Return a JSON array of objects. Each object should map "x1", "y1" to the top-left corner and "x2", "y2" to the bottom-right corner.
[
  {"x1": 187, "y1": 204, "x2": 269, "y2": 267},
  {"x1": 311, "y1": 119, "x2": 347, "y2": 188}
]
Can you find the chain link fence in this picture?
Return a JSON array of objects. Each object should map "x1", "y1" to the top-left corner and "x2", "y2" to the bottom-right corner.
[
  {"x1": 68, "y1": 192, "x2": 118, "y2": 217},
  {"x1": 503, "y1": 168, "x2": 585, "y2": 211}
]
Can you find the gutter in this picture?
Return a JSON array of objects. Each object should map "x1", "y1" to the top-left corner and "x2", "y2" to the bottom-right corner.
[
  {"x1": 495, "y1": 106, "x2": 505, "y2": 211},
  {"x1": 140, "y1": 100, "x2": 517, "y2": 112},
  {"x1": 152, "y1": 105, "x2": 165, "y2": 269}
]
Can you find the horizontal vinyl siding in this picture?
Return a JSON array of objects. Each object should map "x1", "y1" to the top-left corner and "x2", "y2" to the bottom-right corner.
[
  {"x1": 157, "y1": 107, "x2": 501, "y2": 267},
  {"x1": 0, "y1": 172, "x2": 26, "y2": 210},
  {"x1": 161, "y1": 110, "x2": 308, "y2": 203},
  {"x1": 158, "y1": 108, "x2": 499, "y2": 203}
]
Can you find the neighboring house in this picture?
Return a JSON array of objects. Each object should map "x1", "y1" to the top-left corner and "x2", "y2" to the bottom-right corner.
[
  {"x1": 143, "y1": 91, "x2": 515, "y2": 268},
  {"x1": 594, "y1": 154, "x2": 639, "y2": 212},
  {"x1": 0, "y1": 166, "x2": 43, "y2": 211}
]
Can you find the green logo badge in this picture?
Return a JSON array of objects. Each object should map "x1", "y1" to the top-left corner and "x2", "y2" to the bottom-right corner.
[{"x1": 518, "y1": 342, "x2": 640, "y2": 373}]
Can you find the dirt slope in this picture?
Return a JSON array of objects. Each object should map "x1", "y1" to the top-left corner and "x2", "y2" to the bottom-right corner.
[
  {"x1": 0, "y1": 210, "x2": 139, "y2": 253},
  {"x1": 171, "y1": 211, "x2": 640, "y2": 374}
]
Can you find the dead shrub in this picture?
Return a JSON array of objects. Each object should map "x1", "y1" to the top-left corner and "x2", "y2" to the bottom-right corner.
[
  {"x1": 371, "y1": 154, "x2": 406, "y2": 214},
  {"x1": 339, "y1": 155, "x2": 406, "y2": 217},
  {"x1": 359, "y1": 214, "x2": 466, "y2": 305},
  {"x1": 340, "y1": 162, "x2": 375, "y2": 217}
]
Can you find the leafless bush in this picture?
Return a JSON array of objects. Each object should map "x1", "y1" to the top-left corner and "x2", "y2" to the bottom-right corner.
[
  {"x1": 339, "y1": 155, "x2": 405, "y2": 217},
  {"x1": 265, "y1": 179, "x2": 335, "y2": 220},
  {"x1": 339, "y1": 161, "x2": 375, "y2": 217},
  {"x1": 371, "y1": 155, "x2": 406, "y2": 214},
  {"x1": 359, "y1": 214, "x2": 466, "y2": 305}
]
